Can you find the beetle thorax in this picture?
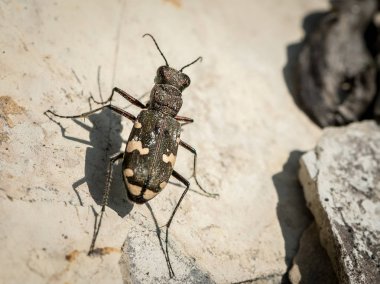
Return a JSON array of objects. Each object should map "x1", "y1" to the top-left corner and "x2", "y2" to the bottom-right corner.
[
  {"x1": 149, "y1": 84, "x2": 183, "y2": 116},
  {"x1": 148, "y1": 66, "x2": 191, "y2": 116}
]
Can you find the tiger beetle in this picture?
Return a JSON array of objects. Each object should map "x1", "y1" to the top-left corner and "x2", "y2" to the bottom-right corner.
[{"x1": 45, "y1": 34, "x2": 218, "y2": 278}]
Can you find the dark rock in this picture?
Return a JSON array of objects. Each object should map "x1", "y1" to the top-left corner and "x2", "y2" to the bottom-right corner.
[{"x1": 297, "y1": 0, "x2": 378, "y2": 127}]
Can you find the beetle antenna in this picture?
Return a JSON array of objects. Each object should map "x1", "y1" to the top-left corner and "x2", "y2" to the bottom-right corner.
[
  {"x1": 180, "y1": 56, "x2": 202, "y2": 72},
  {"x1": 143, "y1": 33, "x2": 169, "y2": 67}
]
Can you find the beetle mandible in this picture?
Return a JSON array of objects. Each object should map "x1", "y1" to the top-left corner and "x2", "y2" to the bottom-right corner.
[{"x1": 45, "y1": 34, "x2": 218, "y2": 278}]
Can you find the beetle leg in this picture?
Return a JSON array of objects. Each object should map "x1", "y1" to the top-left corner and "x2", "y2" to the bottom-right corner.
[
  {"x1": 175, "y1": 115, "x2": 194, "y2": 127},
  {"x1": 45, "y1": 104, "x2": 136, "y2": 122},
  {"x1": 179, "y1": 140, "x2": 219, "y2": 198},
  {"x1": 164, "y1": 170, "x2": 191, "y2": 278},
  {"x1": 88, "y1": 152, "x2": 124, "y2": 255},
  {"x1": 90, "y1": 87, "x2": 147, "y2": 109},
  {"x1": 174, "y1": 115, "x2": 193, "y2": 123}
]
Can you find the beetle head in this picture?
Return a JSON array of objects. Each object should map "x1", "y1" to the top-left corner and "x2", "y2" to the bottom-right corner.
[{"x1": 155, "y1": 66, "x2": 191, "y2": 91}]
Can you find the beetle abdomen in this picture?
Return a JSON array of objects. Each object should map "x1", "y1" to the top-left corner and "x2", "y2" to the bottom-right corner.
[{"x1": 122, "y1": 110, "x2": 181, "y2": 203}]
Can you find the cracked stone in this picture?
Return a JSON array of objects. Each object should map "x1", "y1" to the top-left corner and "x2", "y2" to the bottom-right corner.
[{"x1": 299, "y1": 121, "x2": 380, "y2": 284}]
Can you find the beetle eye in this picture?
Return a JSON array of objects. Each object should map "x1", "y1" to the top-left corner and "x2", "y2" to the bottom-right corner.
[
  {"x1": 182, "y1": 75, "x2": 191, "y2": 88},
  {"x1": 155, "y1": 66, "x2": 166, "y2": 83}
]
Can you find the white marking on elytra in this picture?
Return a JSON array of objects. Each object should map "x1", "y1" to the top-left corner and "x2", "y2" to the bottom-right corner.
[
  {"x1": 127, "y1": 140, "x2": 149, "y2": 155},
  {"x1": 134, "y1": 120, "x2": 142, "y2": 129},
  {"x1": 159, "y1": 181, "x2": 167, "y2": 189},
  {"x1": 176, "y1": 137, "x2": 180, "y2": 144},
  {"x1": 124, "y1": 168, "x2": 134, "y2": 177},
  {"x1": 162, "y1": 153, "x2": 176, "y2": 166},
  {"x1": 126, "y1": 181, "x2": 142, "y2": 196},
  {"x1": 143, "y1": 189, "x2": 158, "y2": 200}
]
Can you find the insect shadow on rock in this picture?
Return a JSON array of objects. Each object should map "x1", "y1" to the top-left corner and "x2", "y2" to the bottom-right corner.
[
  {"x1": 45, "y1": 33, "x2": 219, "y2": 278},
  {"x1": 44, "y1": 71, "x2": 133, "y2": 216}
]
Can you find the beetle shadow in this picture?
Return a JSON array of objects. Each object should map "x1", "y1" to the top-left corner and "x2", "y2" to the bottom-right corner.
[
  {"x1": 282, "y1": 11, "x2": 328, "y2": 117},
  {"x1": 69, "y1": 89, "x2": 149, "y2": 215},
  {"x1": 74, "y1": 109, "x2": 133, "y2": 217},
  {"x1": 46, "y1": 107, "x2": 133, "y2": 217},
  {"x1": 272, "y1": 150, "x2": 313, "y2": 283}
]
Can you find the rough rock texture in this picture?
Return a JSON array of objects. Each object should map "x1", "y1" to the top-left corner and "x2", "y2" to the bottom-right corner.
[
  {"x1": 0, "y1": 1, "x2": 324, "y2": 283},
  {"x1": 288, "y1": 222, "x2": 338, "y2": 284},
  {"x1": 299, "y1": 121, "x2": 380, "y2": 284},
  {"x1": 296, "y1": 0, "x2": 378, "y2": 127}
]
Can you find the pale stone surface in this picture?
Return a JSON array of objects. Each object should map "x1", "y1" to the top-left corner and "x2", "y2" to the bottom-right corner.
[
  {"x1": 299, "y1": 121, "x2": 380, "y2": 284},
  {"x1": 0, "y1": 1, "x2": 324, "y2": 283}
]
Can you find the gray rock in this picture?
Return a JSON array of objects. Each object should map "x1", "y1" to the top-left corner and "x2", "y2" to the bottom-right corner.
[
  {"x1": 299, "y1": 121, "x2": 380, "y2": 284},
  {"x1": 120, "y1": 225, "x2": 214, "y2": 284}
]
